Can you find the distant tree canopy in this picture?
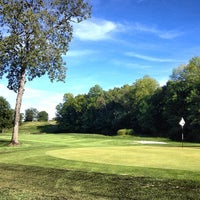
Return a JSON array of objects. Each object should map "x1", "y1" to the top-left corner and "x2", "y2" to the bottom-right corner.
[
  {"x1": 38, "y1": 111, "x2": 48, "y2": 122},
  {"x1": 0, "y1": 96, "x2": 13, "y2": 132},
  {"x1": 56, "y1": 57, "x2": 200, "y2": 142},
  {"x1": 24, "y1": 108, "x2": 49, "y2": 122},
  {"x1": 56, "y1": 76, "x2": 160, "y2": 135},
  {"x1": 24, "y1": 108, "x2": 38, "y2": 122}
]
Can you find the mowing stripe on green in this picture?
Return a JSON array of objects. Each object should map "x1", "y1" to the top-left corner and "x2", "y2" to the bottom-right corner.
[{"x1": 46, "y1": 146, "x2": 200, "y2": 171}]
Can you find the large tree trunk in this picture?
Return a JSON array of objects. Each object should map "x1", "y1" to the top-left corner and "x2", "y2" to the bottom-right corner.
[{"x1": 10, "y1": 70, "x2": 26, "y2": 145}]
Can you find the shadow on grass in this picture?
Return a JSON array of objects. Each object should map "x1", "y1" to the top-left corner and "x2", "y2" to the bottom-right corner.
[
  {"x1": 36, "y1": 124, "x2": 60, "y2": 134},
  {"x1": 0, "y1": 163, "x2": 200, "y2": 200},
  {"x1": 0, "y1": 139, "x2": 10, "y2": 147}
]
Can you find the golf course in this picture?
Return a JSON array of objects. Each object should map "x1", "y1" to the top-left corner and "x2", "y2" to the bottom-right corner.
[{"x1": 0, "y1": 122, "x2": 200, "y2": 199}]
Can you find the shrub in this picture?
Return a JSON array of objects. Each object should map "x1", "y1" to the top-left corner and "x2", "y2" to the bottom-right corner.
[{"x1": 117, "y1": 129, "x2": 134, "y2": 136}]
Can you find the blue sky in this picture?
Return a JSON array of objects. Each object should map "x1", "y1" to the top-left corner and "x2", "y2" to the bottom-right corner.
[{"x1": 1, "y1": 0, "x2": 200, "y2": 119}]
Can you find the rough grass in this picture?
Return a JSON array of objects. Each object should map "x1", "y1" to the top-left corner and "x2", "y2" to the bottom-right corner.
[
  {"x1": 1, "y1": 163, "x2": 200, "y2": 200},
  {"x1": 0, "y1": 122, "x2": 200, "y2": 199}
]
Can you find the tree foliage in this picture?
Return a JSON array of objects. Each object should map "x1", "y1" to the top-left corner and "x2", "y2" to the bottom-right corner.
[
  {"x1": 56, "y1": 57, "x2": 200, "y2": 142},
  {"x1": 38, "y1": 111, "x2": 48, "y2": 122},
  {"x1": 24, "y1": 108, "x2": 38, "y2": 122},
  {"x1": 0, "y1": 0, "x2": 91, "y2": 91},
  {"x1": 0, "y1": 96, "x2": 13, "y2": 132},
  {"x1": 0, "y1": 0, "x2": 91, "y2": 144},
  {"x1": 56, "y1": 77, "x2": 160, "y2": 136}
]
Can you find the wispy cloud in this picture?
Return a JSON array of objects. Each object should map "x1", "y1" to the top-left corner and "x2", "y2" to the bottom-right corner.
[
  {"x1": 63, "y1": 49, "x2": 96, "y2": 58},
  {"x1": 134, "y1": 23, "x2": 183, "y2": 39},
  {"x1": 73, "y1": 18, "x2": 123, "y2": 41},
  {"x1": 74, "y1": 18, "x2": 182, "y2": 41},
  {"x1": 125, "y1": 52, "x2": 182, "y2": 62},
  {"x1": 111, "y1": 59, "x2": 152, "y2": 69}
]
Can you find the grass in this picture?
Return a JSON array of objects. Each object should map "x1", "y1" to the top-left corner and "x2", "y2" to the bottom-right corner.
[
  {"x1": 0, "y1": 121, "x2": 200, "y2": 199},
  {"x1": 47, "y1": 146, "x2": 200, "y2": 172}
]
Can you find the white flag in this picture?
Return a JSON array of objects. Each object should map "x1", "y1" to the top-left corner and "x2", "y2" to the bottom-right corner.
[{"x1": 179, "y1": 117, "x2": 185, "y2": 127}]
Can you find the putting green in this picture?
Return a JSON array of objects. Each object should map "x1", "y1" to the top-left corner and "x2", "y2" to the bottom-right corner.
[{"x1": 46, "y1": 146, "x2": 200, "y2": 171}]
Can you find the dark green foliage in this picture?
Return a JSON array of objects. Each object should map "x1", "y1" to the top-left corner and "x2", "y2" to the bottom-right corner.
[
  {"x1": 38, "y1": 111, "x2": 48, "y2": 122},
  {"x1": 56, "y1": 78, "x2": 159, "y2": 136},
  {"x1": 56, "y1": 57, "x2": 200, "y2": 142},
  {"x1": 148, "y1": 57, "x2": 200, "y2": 142},
  {"x1": 24, "y1": 108, "x2": 38, "y2": 122},
  {"x1": 0, "y1": 96, "x2": 13, "y2": 132}
]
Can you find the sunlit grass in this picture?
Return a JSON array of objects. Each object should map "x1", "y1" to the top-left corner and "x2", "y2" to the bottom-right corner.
[
  {"x1": 0, "y1": 122, "x2": 200, "y2": 199},
  {"x1": 1, "y1": 131, "x2": 200, "y2": 180},
  {"x1": 47, "y1": 146, "x2": 200, "y2": 172}
]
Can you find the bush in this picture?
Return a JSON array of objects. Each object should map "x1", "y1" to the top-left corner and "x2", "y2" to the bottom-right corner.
[{"x1": 117, "y1": 129, "x2": 134, "y2": 136}]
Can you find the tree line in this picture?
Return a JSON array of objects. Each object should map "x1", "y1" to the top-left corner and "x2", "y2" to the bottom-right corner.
[
  {"x1": 0, "y1": 102, "x2": 48, "y2": 133},
  {"x1": 1, "y1": 57, "x2": 199, "y2": 142},
  {"x1": 56, "y1": 57, "x2": 200, "y2": 142},
  {"x1": 23, "y1": 108, "x2": 48, "y2": 122}
]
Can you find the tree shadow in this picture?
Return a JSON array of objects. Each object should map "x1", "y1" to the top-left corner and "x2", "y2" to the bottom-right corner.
[
  {"x1": 0, "y1": 139, "x2": 10, "y2": 147},
  {"x1": 36, "y1": 124, "x2": 60, "y2": 134}
]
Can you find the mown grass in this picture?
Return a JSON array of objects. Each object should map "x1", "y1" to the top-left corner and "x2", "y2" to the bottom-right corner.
[
  {"x1": 47, "y1": 146, "x2": 200, "y2": 172},
  {"x1": 0, "y1": 122, "x2": 200, "y2": 199}
]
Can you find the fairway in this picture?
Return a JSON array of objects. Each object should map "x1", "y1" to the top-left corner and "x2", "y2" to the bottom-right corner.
[
  {"x1": 1, "y1": 130, "x2": 200, "y2": 199},
  {"x1": 47, "y1": 146, "x2": 200, "y2": 171}
]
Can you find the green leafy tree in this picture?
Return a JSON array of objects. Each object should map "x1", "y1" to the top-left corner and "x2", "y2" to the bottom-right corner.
[
  {"x1": 130, "y1": 76, "x2": 160, "y2": 134},
  {"x1": 88, "y1": 85, "x2": 106, "y2": 108},
  {"x1": 38, "y1": 111, "x2": 48, "y2": 122},
  {"x1": 171, "y1": 57, "x2": 200, "y2": 84},
  {"x1": 56, "y1": 93, "x2": 76, "y2": 131},
  {"x1": 169, "y1": 57, "x2": 200, "y2": 141},
  {"x1": 0, "y1": 0, "x2": 91, "y2": 145},
  {"x1": 0, "y1": 96, "x2": 13, "y2": 132},
  {"x1": 151, "y1": 57, "x2": 200, "y2": 141},
  {"x1": 24, "y1": 108, "x2": 38, "y2": 122}
]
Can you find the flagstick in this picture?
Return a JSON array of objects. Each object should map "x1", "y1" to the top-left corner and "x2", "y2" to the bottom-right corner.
[
  {"x1": 181, "y1": 126, "x2": 184, "y2": 148},
  {"x1": 179, "y1": 117, "x2": 185, "y2": 148}
]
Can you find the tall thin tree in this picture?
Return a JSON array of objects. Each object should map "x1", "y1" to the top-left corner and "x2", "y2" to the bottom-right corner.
[{"x1": 0, "y1": 0, "x2": 91, "y2": 145}]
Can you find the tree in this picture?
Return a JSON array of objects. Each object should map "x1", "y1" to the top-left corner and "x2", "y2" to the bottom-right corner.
[
  {"x1": 38, "y1": 111, "x2": 48, "y2": 122},
  {"x1": 130, "y1": 76, "x2": 160, "y2": 134},
  {"x1": 88, "y1": 85, "x2": 106, "y2": 108},
  {"x1": 0, "y1": 0, "x2": 91, "y2": 145},
  {"x1": 168, "y1": 57, "x2": 200, "y2": 141},
  {"x1": 148, "y1": 57, "x2": 200, "y2": 141},
  {"x1": 0, "y1": 96, "x2": 13, "y2": 133},
  {"x1": 24, "y1": 108, "x2": 38, "y2": 122}
]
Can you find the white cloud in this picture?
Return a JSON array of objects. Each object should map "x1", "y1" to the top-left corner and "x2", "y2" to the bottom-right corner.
[
  {"x1": 134, "y1": 23, "x2": 183, "y2": 39},
  {"x1": 63, "y1": 49, "x2": 96, "y2": 57},
  {"x1": 125, "y1": 52, "x2": 182, "y2": 63},
  {"x1": 111, "y1": 59, "x2": 152, "y2": 69},
  {"x1": 0, "y1": 84, "x2": 63, "y2": 120},
  {"x1": 158, "y1": 30, "x2": 182, "y2": 39},
  {"x1": 73, "y1": 18, "x2": 122, "y2": 41}
]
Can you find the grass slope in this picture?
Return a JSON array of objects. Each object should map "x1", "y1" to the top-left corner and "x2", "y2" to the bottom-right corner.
[{"x1": 0, "y1": 122, "x2": 200, "y2": 199}]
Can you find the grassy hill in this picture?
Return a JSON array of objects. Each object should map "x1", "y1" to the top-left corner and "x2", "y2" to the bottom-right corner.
[{"x1": 0, "y1": 122, "x2": 200, "y2": 199}]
